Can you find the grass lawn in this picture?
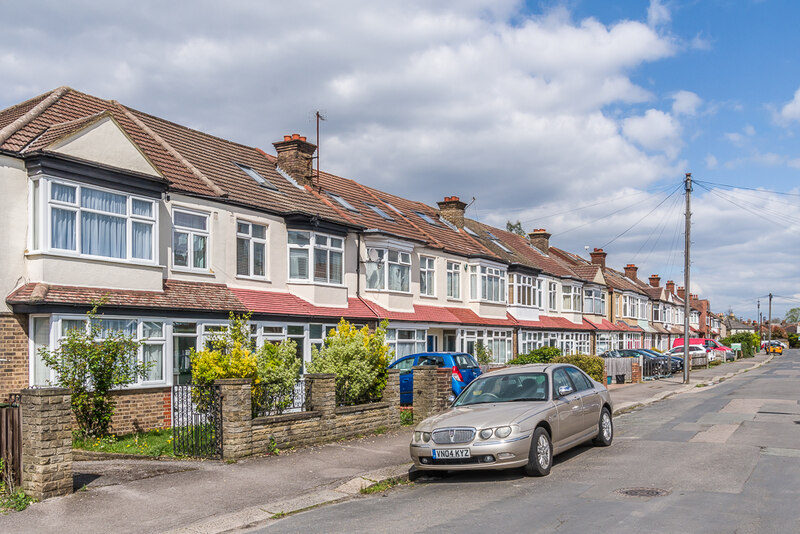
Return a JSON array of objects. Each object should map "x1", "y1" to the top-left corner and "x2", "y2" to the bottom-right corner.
[{"x1": 73, "y1": 428, "x2": 176, "y2": 457}]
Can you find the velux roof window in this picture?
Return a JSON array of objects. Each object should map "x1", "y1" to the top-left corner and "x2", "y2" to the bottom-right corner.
[
  {"x1": 414, "y1": 210, "x2": 440, "y2": 227},
  {"x1": 328, "y1": 192, "x2": 360, "y2": 213},
  {"x1": 364, "y1": 202, "x2": 394, "y2": 221},
  {"x1": 235, "y1": 163, "x2": 278, "y2": 191},
  {"x1": 486, "y1": 230, "x2": 514, "y2": 254}
]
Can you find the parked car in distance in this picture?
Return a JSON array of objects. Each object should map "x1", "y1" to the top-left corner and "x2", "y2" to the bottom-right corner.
[
  {"x1": 766, "y1": 341, "x2": 784, "y2": 355},
  {"x1": 666, "y1": 344, "x2": 711, "y2": 362},
  {"x1": 639, "y1": 348, "x2": 683, "y2": 373},
  {"x1": 389, "y1": 352, "x2": 482, "y2": 404},
  {"x1": 600, "y1": 349, "x2": 671, "y2": 374},
  {"x1": 673, "y1": 337, "x2": 733, "y2": 358},
  {"x1": 410, "y1": 364, "x2": 613, "y2": 476}
]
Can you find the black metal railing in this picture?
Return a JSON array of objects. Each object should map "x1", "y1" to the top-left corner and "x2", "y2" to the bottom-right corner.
[
  {"x1": 172, "y1": 384, "x2": 222, "y2": 459},
  {"x1": 252, "y1": 379, "x2": 307, "y2": 418},
  {"x1": 335, "y1": 377, "x2": 382, "y2": 406}
]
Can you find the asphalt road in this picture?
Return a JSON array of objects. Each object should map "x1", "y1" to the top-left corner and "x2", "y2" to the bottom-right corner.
[{"x1": 257, "y1": 349, "x2": 800, "y2": 534}]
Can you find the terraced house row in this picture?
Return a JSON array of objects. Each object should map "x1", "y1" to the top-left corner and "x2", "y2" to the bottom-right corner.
[{"x1": 0, "y1": 88, "x2": 722, "y2": 431}]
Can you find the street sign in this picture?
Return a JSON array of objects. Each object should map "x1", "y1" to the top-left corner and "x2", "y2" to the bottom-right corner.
[{"x1": 731, "y1": 343, "x2": 742, "y2": 350}]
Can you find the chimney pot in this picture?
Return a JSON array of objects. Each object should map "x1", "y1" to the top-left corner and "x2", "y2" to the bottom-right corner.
[
  {"x1": 292, "y1": 133, "x2": 300, "y2": 140},
  {"x1": 624, "y1": 264, "x2": 639, "y2": 280},
  {"x1": 666, "y1": 280, "x2": 675, "y2": 294},
  {"x1": 437, "y1": 196, "x2": 467, "y2": 228},
  {"x1": 648, "y1": 274, "x2": 661, "y2": 288}
]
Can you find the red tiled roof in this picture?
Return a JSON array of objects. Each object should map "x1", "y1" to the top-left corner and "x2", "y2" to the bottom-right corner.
[
  {"x1": 514, "y1": 316, "x2": 595, "y2": 331},
  {"x1": 6, "y1": 280, "x2": 247, "y2": 313},
  {"x1": 616, "y1": 321, "x2": 644, "y2": 332},
  {"x1": 584, "y1": 317, "x2": 625, "y2": 331},
  {"x1": 231, "y1": 289, "x2": 379, "y2": 320}
]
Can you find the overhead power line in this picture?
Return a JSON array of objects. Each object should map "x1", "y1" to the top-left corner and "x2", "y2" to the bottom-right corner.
[
  {"x1": 599, "y1": 183, "x2": 684, "y2": 249},
  {"x1": 693, "y1": 179, "x2": 800, "y2": 198}
]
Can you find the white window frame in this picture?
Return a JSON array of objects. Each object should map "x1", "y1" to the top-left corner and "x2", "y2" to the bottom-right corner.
[
  {"x1": 562, "y1": 285, "x2": 582, "y2": 312},
  {"x1": 172, "y1": 207, "x2": 210, "y2": 272},
  {"x1": 548, "y1": 281, "x2": 558, "y2": 312},
  {"x1": 469, "y1": 263, "x2": 507, "y2": 303},
  {"x1": 386, "y1": 328, "x2": 427, "y2": 360},
  {"x1": 459, "y1": 328, "x2": 513, "y2": 364},
  {"x1": 236, "y1": 220, "x2": 268, "y2": 279},
  {"x1": 387, "y1": 249, "x2": 411, "y2": 293},
  {"x1": 446, "y1": 261, "x2": 461, "y2": 300},
  {"x1": 510, "y1": 273, "x2": 535, "y2": 307},
  {"x1": 31, "y1": 177, "x2": 158, "y2": 264},
  {"x1": 420, "y1": 256, "x2": 436, "y2": 297},
  {"x1": 287, "y1": 230, "x2": 344, "y2": 286},
  {"x1": 583, "y1": 288, "x2": 606, "y2": 315}
]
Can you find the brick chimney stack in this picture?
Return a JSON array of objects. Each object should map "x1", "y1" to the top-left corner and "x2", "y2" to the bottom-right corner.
[
  {"x1": 273, "y1": 133, "x2": 317, "y2": 187},
  {"x1": 437, "y1": 196, "x2": 467, "y2": 228},
  {"x1": 528, "y1": 229, "x2": 551, "y2": 253},
  {"x1": 624, "y1": 264, "x2": 638, "y2": 280},
  {"x1": 677, "y1": 286, "x2": 686, "y2": 300},
  {"x1": 666, "y1": 280, "x2": 675, "y2": 294},
  {"x1": 589, "y1": 248, "x2": 607, "y2": 269},
  {"x1": 649, "y1": 274, "x2": 661, "y2": 288}
]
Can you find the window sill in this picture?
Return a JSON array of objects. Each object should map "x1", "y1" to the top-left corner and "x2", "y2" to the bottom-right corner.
[
  {"x1": 446, "y1": 297, "x2": 463, "y2": 303},
  {"x1": 364, "y1": 288, "x2": 413, "y2": 296},
  {"x1": 236, "y1": 275, "x2": 271, "y2": 283},
  {"x1": 287, "y1": 279, "x2": 346, "y2": 288},
  {"x1": 171, "y1": 267, "x2": 215, "y2": 277},
  {"x1": 419, "y1": 294, "x2": 437, "y2": 299},
  {"x1": 26, "y1": 250, "x2": 162, "y2": 269}
]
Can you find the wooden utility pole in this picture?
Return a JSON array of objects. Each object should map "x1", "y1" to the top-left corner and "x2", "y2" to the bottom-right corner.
[
  {"x1": 683, "y1": 173, "x2": 692, "y2": 384},
  {"x1": 768, "y1": 293, "x2": 773, "y2": 349}
]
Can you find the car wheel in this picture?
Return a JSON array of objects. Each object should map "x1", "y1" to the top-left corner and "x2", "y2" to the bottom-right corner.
[
  {"x1": 524, "y1": 427, "x2": 552, "y2": 477},
  {"x1": 593, "y1": 407, "x2": 613, "y2": 447}
]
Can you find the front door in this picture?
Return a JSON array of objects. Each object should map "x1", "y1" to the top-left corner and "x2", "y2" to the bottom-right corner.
[{"x1": 551, "y1": 367, "x2": 584, "y2": 448}]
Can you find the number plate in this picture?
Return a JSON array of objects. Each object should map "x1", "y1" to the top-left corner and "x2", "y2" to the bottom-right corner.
[{"x1": 432, "y1": 448, "x2": 470, "y2": 459}]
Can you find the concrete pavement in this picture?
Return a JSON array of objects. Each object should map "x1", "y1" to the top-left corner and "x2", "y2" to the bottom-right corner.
[{"x1": 0, "y1": 351, "x2": 774, "y2": 534}]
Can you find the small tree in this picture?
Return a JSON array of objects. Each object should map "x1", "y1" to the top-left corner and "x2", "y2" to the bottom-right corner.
[
  {"x1": 308, "y1": 319, "x2": 391, "y2": 405},
  {"x1": 474, "y1": 342, "x2": 493, "y2": 365},
  {"x1": 785, "y1": 307, "x2": 800, "y2": 323},
  {"x1": 506, "y1": 220, "x2": 526, "y2": 236},
  {"x1": 40, "y1": 305, "x2": 147, "y2": 437},
  {"x1": 254, "y1": 338, "x2": 302, "y2": 414}
]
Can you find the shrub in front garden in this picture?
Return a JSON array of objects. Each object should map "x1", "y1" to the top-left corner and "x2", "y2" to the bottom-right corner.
[
  {"x1": 549, "y1": 354, "x2": 605, "y2": 383},
  {"x1": 307, "y1": 319, "x2": 391, "y2": 405},
  {"x1": 40, "y1": 304, "x2": 148, "y2": 438},
  {"x1": 508, "y1": 346, "x2": 562, "y2": 365}
]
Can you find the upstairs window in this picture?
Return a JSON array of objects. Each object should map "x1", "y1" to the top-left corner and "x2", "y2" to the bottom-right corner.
[
  {"x1": 288, "y1": 231, "x2": 343, "y2": 285},
  {"x1": 470, "y1": 265, "x2": 506, "y2": 303},
  {"x1": 420, "y1": 256, "x2": 435, "y2": 296},
  {"x1": 235, "y1": 163, "x2": 278, "y2": 191},
  {"x1": 548, "y1": 282, "x2": 558, "y2": 311},
  {"x1": 43, "y1": 180, "x2": 157, "y2": 262},
  {"x1": 562, "y1": 285, "x2": 582, "y2": 312},
  {"x1": 584, "y1": 288, "x2": 606, "y2": 315},
  {"x1": 236, "y1": 221, "x2": 267, "y2": 278},
  {"x1": 414, "y1": 210, "x2": 440, "y2": 226},
  {"x1": 173, "y1": 209, "x2": 208, "y2": 270},
  {"x1": 388, "y1": 250, "x2": 411, "y2": 292},
  {"x1": 364, "y1": 202, "x2": 394, "y2": 221},
  {"x1": 446, "y1": 261, "x2": 461, "y2": 299},
  {"x1": 328, "y1": 193, "x2": 359, "y2": 213},
  {"x1": 509, "y1": 274, "x2": 535, "y2": 307}
]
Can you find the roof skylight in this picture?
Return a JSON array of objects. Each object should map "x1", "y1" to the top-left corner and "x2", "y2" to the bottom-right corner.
[
  {"x1": 438, "y1": 217, "x2": 458, "y2": 231},
  {"x1": 414, "y1": 210, "x2": 440, "y2": 226},
  {"x1": 493, "y1": 240, "x2": 514, "y2": 254},
  {"x1": 464, "y1": 227, "x2": 479, "y2": 237},
  {"x1": 235, "y1": 163, "x2": 278, "y2": 191},
  {"x1": 364, "y1": 202, "x2": 394, "y2": 221},
  {"x1": 328, "y1": 192, "x2": 360, "y2": 213},
  {"x1": 383, "y1": 201, "x2": 403, "y2": 215}
]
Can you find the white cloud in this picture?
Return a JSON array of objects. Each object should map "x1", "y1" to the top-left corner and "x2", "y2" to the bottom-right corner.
[
  {"x1": 690, "y1": 34, "x2": 712, "y2": 51},
  {"x1": 622, "y1": 109, "x2": 682, "y2": 158},
  {"x1": 705, "y1": 154, "x2": 718, "y2": 169},
  {"x1": 647, "y1": 0, "x2": 671, "y2": 27},
  {"x1": 672, "y1": 90, "x2": 702, "y2": 116},
  {"x1": 776, "y1": 86, "x2": 800, "y2": 124}
]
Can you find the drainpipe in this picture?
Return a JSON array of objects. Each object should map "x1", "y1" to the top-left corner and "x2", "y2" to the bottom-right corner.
[{"x1": 356, "y1": 233, "x2": 361, "y2": 297}]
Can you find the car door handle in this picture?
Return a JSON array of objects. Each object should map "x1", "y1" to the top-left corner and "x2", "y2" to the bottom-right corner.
[{"x1": 572, "y1": 405, "x2": 580, "y2": 411}]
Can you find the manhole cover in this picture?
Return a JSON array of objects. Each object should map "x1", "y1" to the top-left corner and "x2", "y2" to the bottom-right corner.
[{"x1": 617, "y1": 487, "x2": 670, "y2": 498}]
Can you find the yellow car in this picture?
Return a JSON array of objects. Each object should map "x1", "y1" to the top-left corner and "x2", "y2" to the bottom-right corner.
[{"x1": 767, "y1": 343, "x2": 784, "y2": 355}]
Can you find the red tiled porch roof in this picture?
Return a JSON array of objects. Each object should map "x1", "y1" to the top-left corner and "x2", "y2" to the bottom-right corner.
[
  {"x1": 231, "y1": 288, "x2": 379, "y2": 320},
  {"x1": 584, "y1": 317, "x2": 625, "y2": 332},
  {"x1": 514, "y1": 316, "x2": 595, "y2": 331}
]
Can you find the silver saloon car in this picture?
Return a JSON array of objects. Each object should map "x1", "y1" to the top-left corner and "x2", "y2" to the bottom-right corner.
[{"x1": 410, "y1": 363, "x2": 613, "y2": 476}]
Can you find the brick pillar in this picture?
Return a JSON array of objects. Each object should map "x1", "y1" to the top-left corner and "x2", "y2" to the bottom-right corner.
[
  {"x1": 631, "y1": 361, "x2": 642, "y2": 383},
  {"x1": 412, "y1": 366, "x2": 436, "y2": 421},
  {"x1": 21, "y1": 387, "x2": 73, "y2": 500},
  {"x1": 305, "y1": 373, "x2": 336, "y2": 442},
  {"x1": 216, "y1": 379, "x2": 252, "y2": 461},
  {"x1": 384, "y1": 369, "x2": 401, "y2": 425},
  {"x1": 435, "y1": 367, "x2": 452, "y2": 413}
]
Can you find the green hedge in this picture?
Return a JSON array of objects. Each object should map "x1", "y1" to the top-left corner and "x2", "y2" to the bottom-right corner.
[
  {"x1": 720, "y1": 332, "x2": 759, "y2": 358},
  {"x1": 549, "y1": 355, "x2": 605, "y2": 383},
  {"x1": 508, "y1": 346, "x2": 561, "y2": 365}
]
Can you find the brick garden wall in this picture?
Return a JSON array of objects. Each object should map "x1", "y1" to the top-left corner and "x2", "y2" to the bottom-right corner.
[
  {"x1": 108, "y1": 387, "x2": 171, "y2": 434},
  {"x1": 0, "y1": 313, "x2": 29, "y2": 401}
]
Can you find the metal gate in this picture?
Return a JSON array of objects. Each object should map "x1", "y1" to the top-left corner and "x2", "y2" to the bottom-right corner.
[
  {"x1": 172, "y1": 385, "x2": 222, "y2": 458},
  {"x1": 0, "y1": 395, "x2": 22, "y2": 486}
]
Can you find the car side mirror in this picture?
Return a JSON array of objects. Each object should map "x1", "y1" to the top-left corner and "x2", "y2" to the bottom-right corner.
[{"x1": 557, "y1": 385, "x2": 574, "y2": 397}]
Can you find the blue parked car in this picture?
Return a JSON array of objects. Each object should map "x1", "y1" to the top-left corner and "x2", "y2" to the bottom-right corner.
[{"x1": 388, "y1": 352, "x2": 482, "y2": 404}]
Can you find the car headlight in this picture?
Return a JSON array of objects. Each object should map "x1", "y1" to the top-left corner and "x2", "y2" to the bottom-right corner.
[
  {"x1": 495, "y1": 426, "x2": 512, "y2": 439},
  {"x1": 422, "y1": 432, "x2": 431, "y2": 442},
  {"x1": 414, "y1": 431, "x2": 421, "y2": 442},
  {"x1": 479, "y1": 429, "x2": 493, "y2": 440}
]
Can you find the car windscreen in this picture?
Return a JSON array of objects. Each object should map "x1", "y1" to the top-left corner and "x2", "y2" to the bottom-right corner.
[
  {"x1": 454, "y1": 373, "x2": 548, "y2": 406},
  {"x1": 454, "y1": 354, "x2": 479, "y2": 369}
]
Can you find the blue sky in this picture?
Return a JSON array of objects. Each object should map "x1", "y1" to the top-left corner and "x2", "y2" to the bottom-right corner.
[{"x1": 1, "y1": 0, "x2": 797, "y2": 319}]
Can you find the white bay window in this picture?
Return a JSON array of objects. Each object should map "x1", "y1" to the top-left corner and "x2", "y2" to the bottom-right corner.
[
  {"x1": 288, "y1": 230, "x2": 343, "y2": 285},
  {"x1": 37, "y1": 179, "x2": 157, "y2": 262},
  {"x1": 469, "y1": 264, "x2": 506, "y2": 303}
]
